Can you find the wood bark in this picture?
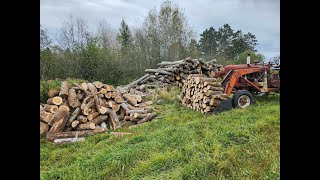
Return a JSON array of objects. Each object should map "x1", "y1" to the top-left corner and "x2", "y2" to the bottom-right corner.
[
  {"x1": 76, "y1": 122, "x2": 96, "y2": 130},
  {"x1": 59, "y1": 81, "x2": 70, "y2": 99},
  {"x1": 40, "y1": 111, "x2": 53, "y2": 123},
  {"x1": 66, "y1": 107, "x2": 81, "y2": 126},
  {"x1": 40, "y1": 122, "x2": 49, "y2": 134},
  {"x1": 47, "y1": 96, "x2": 63, "y2": 105},
  {"x1": 137, "y1": 113, "x2": 157, "y2": 124},
  {"x1": 49, "y1": 112, "x2": 69, "y2": 133},
  {"x1": 48, "y1": 88, "x2": 60, "y2": 98},
  {"x1": 46, "y1": 128, "x2": 106, "y2": 141},
  {"x1": 43, "y1": 104, "x2": 59, "y2": 113},
  {"x1": 67, "y1": 88, "x2": 80, "y2": 108}
]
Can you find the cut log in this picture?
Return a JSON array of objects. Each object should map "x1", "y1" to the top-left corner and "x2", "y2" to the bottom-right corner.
[
  {"x1": 112, "y1": 104, "x2": 120, "y2": 112},
  {"x1": 157, "y1": 60, "x2": 185, "y2": 66},
  {"x1": 105, "y1": 92, "x2": 112, "y2": 99},
  {"x1": 66, "y1": 107, "x2": 81, "y2": 126},
  {"x1": 43, "y1": 104, "x2": 59, "y2": 113},
  {"x1": 133, "y1": 113, "x2": 149, "y2": 119},
  {"x1": 48, "y1": 109, "x2": 68, "y2": 126},
  {"x1": 82, "y1": 99, "x2": 94, "y2": 115},
  {"x1": 139, "y1": 75, "x2": 156, "y2": 84},
  {"x1": 100, "y1": 122, "x2": 107, "y2": 129},
  {"x1": 40, "y1": 121, "x2": 49, "y2": 134},
  {"x1": 137, "y1": 112, "x2": 157, "y2": 124},
  {"x1": 125, "y1": 74, "x2": 150, "y2": 90},
  {"x1": 110, "y1": 132, "x2": 133, "y2": 136},
  {"x1": 87, "y1": 112, "x2": 100, "y2": 121},
  {"x1": 87, "y1": 83, "x2": 97, "y2": 93},
  {"x1": 76, "y1": 122, "x2": 96, "y2": 130},
  {"x1": 58, "y1": 105, "x2": 70, "y2": 112},
  {"x1": 59, "y1": 81, "x2": 70, "y2": 99},
  {"x1": 40, "y1": 111, "x2": 53, "y2": 123},
  {"x1": 106, "y1": 108, "x2": 121, "y2": 130},
  {"x1": 76, "y1": 93, "x2": 85, "y2": 100},
  {"x1": 77, "y1": 115, "x2": 88, "y2": 123},
  {"x1": 68, "y1": 88, "x2": 81, "y2": 108},
  {"x1": 105, "y1": 85, "x2": 115, "y2": 92},
  {"x1": 46, "y1": 128, "x2": 106, "y2": 142},
  {"x1": 71, "y1": 120, "x2": 80, "y2": 128},
  {"x1": 99, "y1": 88, "x2": 107, "y2": 94},
  {"x1": 81, "y1": 82, "x2": 88, "y2": 91},
  {"x1": 47, "y1": 96, "x2": 63, "y2": 105},
  {"x1": 127, "y1": 109, "x2": 151, "y2": 114},
  {"x1": 53, "y1": 137, "x2": 85, "y2": 144},
  {"x1": 91, "y1": 115, "x2": 108, "y2": 125},
  {"x1": 49, "y1": 112, "x2": 69, "y2": 133},
  {"x1": 48, "y1": 88, "x2": 60, "y2": 98},
  {"x1": 92, "y1": 81, "x2": 103, "y2": 89}
]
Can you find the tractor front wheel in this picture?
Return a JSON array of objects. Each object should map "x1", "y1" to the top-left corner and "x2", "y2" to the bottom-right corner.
[{"x1": 232, "y1": 90, "x2": 254, "y2": 108}]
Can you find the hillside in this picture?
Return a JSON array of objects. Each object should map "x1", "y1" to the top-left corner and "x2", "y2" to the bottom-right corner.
[{"x1": 40, "y1": 93, "x2": 280, "y2": 179}]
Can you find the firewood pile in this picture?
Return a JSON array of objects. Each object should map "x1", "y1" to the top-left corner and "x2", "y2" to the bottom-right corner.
[
  {"x1": 40, "y1": 81, "x2": 157, "y2": 142},
  {"x1": 181, "y1": 74, "x2": 229, "y2": 114},
  {"x1": 118, "y1": 57, "x2": 219, "y2": 93}
]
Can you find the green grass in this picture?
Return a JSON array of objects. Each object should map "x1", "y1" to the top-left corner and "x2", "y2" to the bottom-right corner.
[{"x1": 40, "y1": 94, "x2": 280, "y2": 180}]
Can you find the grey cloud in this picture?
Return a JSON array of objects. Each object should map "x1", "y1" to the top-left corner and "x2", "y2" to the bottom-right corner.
[{"x1": 41, "y1": 0, "x2": 279, "y2": 59}]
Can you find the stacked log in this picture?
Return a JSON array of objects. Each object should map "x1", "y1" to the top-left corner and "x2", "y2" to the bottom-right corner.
[
  {"x1": 118, "y1": 57, "x2": 220, "y2": 93},
  {"x1": 40, "y1": 81, "x2": 157, "y2": 141},
  {"x1": 181, "y1": 74, "x2": 229, "y2": 114}
]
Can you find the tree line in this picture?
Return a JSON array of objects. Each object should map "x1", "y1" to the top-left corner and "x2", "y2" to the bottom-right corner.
[{"x1": 40, "y1": 0, "x2": 265, "y2": 86}]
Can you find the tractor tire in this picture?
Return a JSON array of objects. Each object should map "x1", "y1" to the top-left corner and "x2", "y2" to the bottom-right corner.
[{"x1": 232, "y1": 90, "x2": 254, "y2": 108}]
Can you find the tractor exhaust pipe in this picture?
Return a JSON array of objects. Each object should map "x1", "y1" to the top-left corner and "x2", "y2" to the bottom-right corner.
[{"x1": 247, "y1": 54, "x2": 251, "y2": 66}]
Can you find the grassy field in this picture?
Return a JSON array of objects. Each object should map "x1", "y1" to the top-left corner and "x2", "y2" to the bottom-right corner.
[{"x1": 40, "y1": 92, "x2": 280, "y2": 180}]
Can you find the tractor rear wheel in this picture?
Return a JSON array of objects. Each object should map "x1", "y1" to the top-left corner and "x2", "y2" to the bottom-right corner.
[{"x1": 232, "y1": 90, "x2": 254, "y2": 108}]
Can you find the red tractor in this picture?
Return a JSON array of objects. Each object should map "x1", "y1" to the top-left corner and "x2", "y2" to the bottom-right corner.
[{"x1": 212, "y1": 55, "x2": 280, "y2": 113}]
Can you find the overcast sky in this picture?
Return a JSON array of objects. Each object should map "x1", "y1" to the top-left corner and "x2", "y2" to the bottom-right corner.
[{"x1": 40, "y1": 0, "x2": 280, "y2": 60}]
